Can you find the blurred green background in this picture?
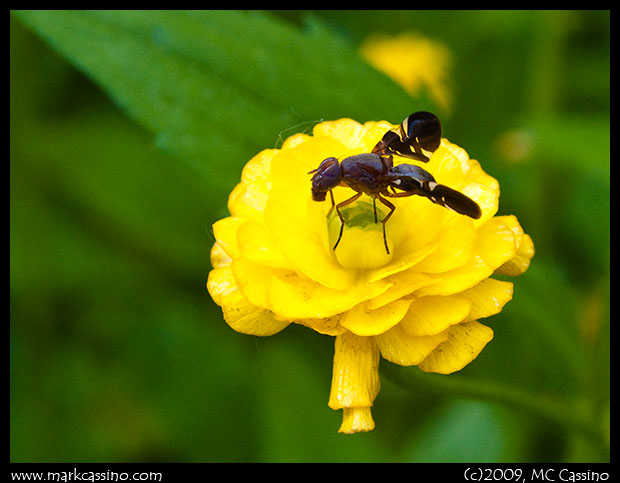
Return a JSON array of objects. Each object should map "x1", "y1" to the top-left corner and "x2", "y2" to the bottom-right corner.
[{"x1": 10, "y1": 10, "x2": 609, "y2": 462}]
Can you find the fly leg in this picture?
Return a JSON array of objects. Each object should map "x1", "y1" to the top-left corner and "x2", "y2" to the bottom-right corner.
[
  {"x1": 333, "y1": 191, "x2": 362, "y2": 250},
  {"x1": 376, "y1": 195, "x2": 396, "y2": 254}
]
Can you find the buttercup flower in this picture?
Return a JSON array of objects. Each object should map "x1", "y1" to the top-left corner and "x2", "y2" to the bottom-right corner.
[
  {"x1": 360, "y1": 32, "x2": 453, "y2": 111},
  {"x1": 207, "y1": 117, "x2": 534, "y2": 433}
]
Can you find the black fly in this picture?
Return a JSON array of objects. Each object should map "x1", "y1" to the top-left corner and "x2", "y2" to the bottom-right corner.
[{"x1": 309, "y1": 112, "x2": 482, "y2": 254}]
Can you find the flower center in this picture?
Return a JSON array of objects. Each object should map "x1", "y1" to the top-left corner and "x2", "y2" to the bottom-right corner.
[{"x1": 327, "y1": 199, "x2": 394, "y2": 269}]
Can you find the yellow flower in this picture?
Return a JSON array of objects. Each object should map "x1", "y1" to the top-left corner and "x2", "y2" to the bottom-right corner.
[
  {"x1": 207, "y1": 118, "x2": 534, "y2": 434},
  {"x1": 360, "y1": 32, "x2": 453, "y2": 111}
]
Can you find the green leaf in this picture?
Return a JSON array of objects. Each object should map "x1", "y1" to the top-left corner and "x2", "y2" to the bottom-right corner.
[{"x1": 13, "y1": 10, "x2": 421, "y2": 186}]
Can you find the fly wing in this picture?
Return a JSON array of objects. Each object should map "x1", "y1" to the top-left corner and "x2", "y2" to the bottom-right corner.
[
  {"x1": 423, "y1": 183, "x2": 482, "y2": 219},
  {"x1": 386, "y1": 164, "x2": 481, "y2": 219}
]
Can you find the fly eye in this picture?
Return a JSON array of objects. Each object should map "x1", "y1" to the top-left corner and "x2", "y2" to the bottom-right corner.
[
  {"x1": 405, "y1": 111, "x2": 442, "y2": 153},
  {"x1": 311, "y1": 157, "x2": 341, "y2": 193}
]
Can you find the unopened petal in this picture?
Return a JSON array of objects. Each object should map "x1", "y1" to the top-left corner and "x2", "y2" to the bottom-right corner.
[
  {"x1": 339, "y1": 407, "x2": 375, "y2": 434},
  {"x1": 329, "y1": 331, "x2": 380, "y2": 410}
]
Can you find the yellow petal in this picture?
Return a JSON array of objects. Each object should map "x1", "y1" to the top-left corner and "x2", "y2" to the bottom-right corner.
[
  {"x1": 232, "y1": 257, "x2": 290, "y2": 310},
  {"x1": 330, "y1": 224, "x2": 394, "y2": 269},
  {"x1": 280, "y1": 132, "x2": 311, "y2": 150},
  {"x1": 312, "y1": 118, "x2": 367, "y2": 150},
  {"x1": 328, "y1": 331, "x2": 380, "y2": 410},
  {"x1": 210, "y1": 242, "x2": 231, "y2": 269},
  {"x1": 426, "y1": 141, "x2": 500, "y2": 225},
  {"x1": 265, "y1": 142, "x2": 358, "y2": 289},
  {"x1": 375, "y1": 324, "x2": 449, "y2": 366},
  {"x1": 266, "y1": 270, "x2": 393, "y2": 319},
  {"x1": 227, "y1": 148, "x2": 275, "y2": 221},
  {"x1": 417, "y1": 321, "x2": 494, "y2": 374},
  {"x1": 360, "y1": 33, "x2": 452, "y2": 109},
  {"x1": 489, "y1": 215, "x2": 534, "y2": 276},
  {"x1": 212, "y1": 216, "x2": 244, "y2": 260},
  {"x1": 206, "y1": 266, "x2": 290, "y2": 336},
  {"x1": 494, "y1": 215, "x2": 524, "y2": 247},
  {"x1": 379, "y1": 195, "x2": 446, "y2": 267},
  {"x1": 296, "y1": 314, "x2": 347, "y2": 336},
  {"x1": 366, "y1": 243, "x2": 436, "y2": 284},
  {"x1": 400, "y1": 294, "x2": 472, "y2": 337},
  {"x1": 231, "y1": 256, "x2": 392, "y2": 320},
  {"x1": 340, "y1": 298, "x2": 413, "y2": 336},
  {"x1": 476, "y1": 217, "x2": 518, "y2": 270},
  {"x1": 236, "y1": 219, "x2": 290, "y2": 269},
  {"x1": 415, "y1": 216, "x2": 517, "y2": 297},
  {"x1": 461, "y1": 278, "x2": 514, "y2": 321},
  {"x1": 360, "y1": 121, "x2": 397, "y2": 152},
  {"x1": 413, "y1": 212, "x2": 477, "y2": 273},
  {"x1": 414, "y1": 254, "x2": 491, "y2": 297},
  {"x1": 339, "y1": 407, "x2": 375, "y2": 434},
  {"x1": 206, "y1": 266, "x2": 236, "y2": 307},
  {"x1": 366, "y1": 270, "x2": 433, "y2": 309},
  {"x1": 495, "y1": 234, "x2": 535, "y2": 276}
]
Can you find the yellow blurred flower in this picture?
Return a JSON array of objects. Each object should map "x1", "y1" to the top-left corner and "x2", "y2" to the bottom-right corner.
[
  {"x1": 207, "y1": 118, "x2": 534, "y2": 434},
  {"x1": 360, "y1": 32, "x2": 453, "y2": 110}
]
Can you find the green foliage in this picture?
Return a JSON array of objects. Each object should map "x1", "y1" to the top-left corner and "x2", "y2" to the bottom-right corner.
[{"x1": 11, "y1": 10, "x2": 609, "y2": 462}]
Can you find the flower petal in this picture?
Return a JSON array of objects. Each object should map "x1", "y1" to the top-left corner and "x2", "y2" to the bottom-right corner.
[
  {"x1": 233, "y1": 255, "x2": 389, "y2": 319},
  {"x1": 495, "y1": 234, "x2": 534, "y2": 276},
  {"x1": 266, "y1": 268, "x2": 393, "y2": 319},
  {"x1": 417, "y1": 321, "x2": 494, "y2": 374},
  {"x1": 415, "y1": 216, "x2": 517, "y2": 296},
  {"x1": 366, "y1": 270, "x2": 433, "y2": 309},
  {"x1": 413, "y1": 211, "x2": 477, "y2": 273},
  {"x1": 375, "y1": 324, "x2": 449, "y2": 366},
  {"x1": 400, "y1": 294, "x2": 472, "y2": 337},
  {"x1": 461, "y1": 278, "x2": 514, "y2": 321},
  {"x1": 236, "y1": 219, "x2": 290, "y2": 269},
  {"x1": 492, "y1": 215, "x2": 535, "y2": 276},
  {"x1": 206, "y1": 266, "x2": 290, "y2": 336},
  {"x1": 227, "y1": 148, "x2": 275, "y2": 221},
  {"x1": 313, "y1": 118, "x2": 367, "y2": 150},
  {"x1": 296, "y1": 314, "x2": 347, "y2": 336},
  {"x1": 426, "y1": 141, "x2": 500, "y2": 225},
  {"x1": 210, "y1": 242, "x2": 231, "y2": 269},
  {"x1": 476, "y1": 217, "x2": 518, "y2": 269},
  {"x1": 328, "y1": 331, "x2": 380, "y2": 410},
  {"x1": 264, "y1": 141, "x2": 359, "y2": 289},
  {"x1": 414, "y1": 255, "x2": 491, "y2": 297},
  {"x1": 212, "y1": 216, "x2": 244, "y2": 260},
  {"x1": 340, "y1": 298, "x2": 413, "y2": 336}
]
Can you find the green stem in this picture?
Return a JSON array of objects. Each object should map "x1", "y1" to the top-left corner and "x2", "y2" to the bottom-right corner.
[{"x1": 381, "y1": 363, "x2": 605, "y2": 446}]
